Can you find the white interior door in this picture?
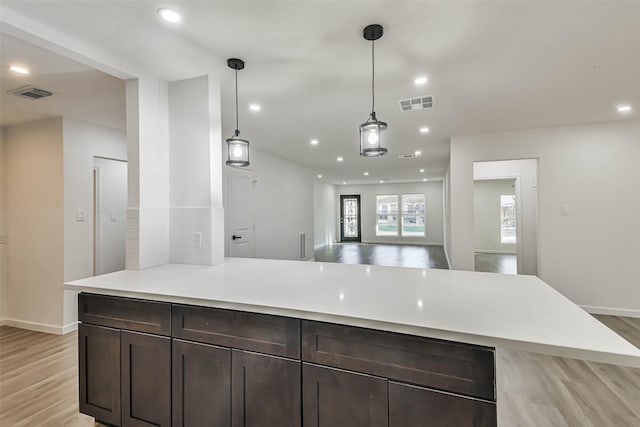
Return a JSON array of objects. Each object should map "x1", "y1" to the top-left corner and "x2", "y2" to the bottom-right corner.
[
  {"x1": 228, "y1": 167, "x2": 255, "y2": 258},
  {"x1": 94, "y1": 157, "x2": 127, "y2": 275}
]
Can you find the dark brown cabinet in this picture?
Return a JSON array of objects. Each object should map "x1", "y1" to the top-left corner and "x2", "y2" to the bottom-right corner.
[
  {"x1": 121, "y1": 331, "x2": 171, "y2": 427},
  {"x1": 232, "y1": 350, "x2": 301, "y2": 427},
  {"x1": 389, "y1": 381, "x2": 497, "y2": 427},
  {"x1": 172, "y1": 339, "x2": 231, "y2": 427},
  {"x1": 302, "y1": 363, "x2": 388, "y2": 427},
  {"x1": 78, "y1": 294, "x2": 497, "y2": 427},
  {"x1": 78, "y1": 323, "x2": 121, "y2": 426}
]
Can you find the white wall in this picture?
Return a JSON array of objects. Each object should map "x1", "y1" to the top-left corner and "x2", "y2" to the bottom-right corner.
[
  {"x1": 313, "y1": 180, "x2": 337, "y2": 249},
  {"x1": 443, "y1": 166, "x2": 452, "y2": 265},
  {"x1": 62, "y1": 118, "x2": 127, "y2": 329},
  {"x1": 0, "y1": 128, "x2": 7, "y2": 322},
  {"x1": 474, "y1": 179, "x2": 516, "y2": 254},
  {"x1": 4, "y1": 118, "x2": 65, "y2": 332},
  {"x1": 450, "y1": 119, "x2": 640, "y2": 316},
  {"x1": 169, "y1": 75, "x2": 224, "y2": 266},
  {"x1": 125, "y1": 77, "x2": 170, "y2": 270},
  {"x1": 335, "y1": 181, "x2": 444, "y2": 245},
  {"x1": 224, "y1": 148, "x2": 315, "y2": 261}
]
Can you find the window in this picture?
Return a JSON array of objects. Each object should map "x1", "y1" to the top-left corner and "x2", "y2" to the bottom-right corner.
[
  {"x1": 376, "y1": 195, "x2": 398, "y2": 236},
  {"x1": 401, "y1": 194, "x2": 426, "y2": 236},
  {"x1": 500, "y1": 195, "x2": 516, "y2": 244}
]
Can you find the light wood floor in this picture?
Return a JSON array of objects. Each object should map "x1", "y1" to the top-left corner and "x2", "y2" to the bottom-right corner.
[{"x1": 1, "y1": 316, "x2": 639, "y2": 426}]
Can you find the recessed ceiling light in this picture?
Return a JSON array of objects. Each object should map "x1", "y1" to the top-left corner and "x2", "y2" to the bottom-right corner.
[
  {"x1": 249, "y1": 104, "x2": 261, "y2": 112},
  {"x1": 364, "y1": 172, "x2": 369, "y2": 176},
  {"x1": 414, "y1": 150, "x2": 422, "y2": 156},
  {"x1": 157, "y1": 8, "x2": 181, "y2": 23},
  {"x1": 310, "y1": 139, "x2": 319, "y2": 146},
  {"x1": 414, "y1": 76, "x2": 428, "y2": 85},
  {"x1": 9, "y1": 65, "x2": 30, "y2": 74},
  {"x1": 337, "y1": 156, "x2": 344, "y2": 162},
  {"x1": 419, "y1": 127, "x2": 430, "y2": 134},
  {"x1": 423, "y1": 178, "x2": 428, "y2": 182},
  {"x1": 317, "y1": 174, "x2": 323, "y2": 179},
  {"x1": 419, "y1": 169, "x2": 425, "y2": 173},
  {"x1": 342, "y1": 181, "x2": 347, "y2": 185},
  {"x1": 617, "y1": 105, "x2": 632, "y2": 113},
  {"x1": 379, "y1": 180, "x2": 384, "y2": 184}
]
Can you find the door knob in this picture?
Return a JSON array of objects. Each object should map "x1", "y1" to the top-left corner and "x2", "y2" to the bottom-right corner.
[{"x1": 232, "y1": 235, "x2": 242, "y2": 240}]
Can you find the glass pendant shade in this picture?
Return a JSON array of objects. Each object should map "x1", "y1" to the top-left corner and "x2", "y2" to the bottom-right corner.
[
  {"x1": 359, "y1": 113, "x2": 388, "y2": 157},
  {"x1": 359, "y1": 24, "x2": 388, "y2": 157},
  {"x1": 225, "y1": 57, "x2": 250, "y2": 167},
  {"x1": 226, "y1": 131, "x2": 250, "y2": 167}
]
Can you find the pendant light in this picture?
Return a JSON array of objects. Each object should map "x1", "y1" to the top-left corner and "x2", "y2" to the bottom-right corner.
[
  {"x1": 226, "y1": 58, "x2": 250, "y2": 167},
  {"x1": 359, "y1": 24, "x2": 388, "y2": 157}
]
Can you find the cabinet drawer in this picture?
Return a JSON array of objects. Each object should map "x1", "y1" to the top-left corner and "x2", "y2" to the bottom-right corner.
[
  {"x1": 389, "y1": 381, "x2": 496, "y2": 426},
  {"x1": 172, "y1": 305, "x2": 301, "y2": 359},
  {"x1": 301, "y1": 321, "x2": 495, "y2": 401},
  {"x1": 79, "y1": 293, "x2": 171, "y2": 336}
]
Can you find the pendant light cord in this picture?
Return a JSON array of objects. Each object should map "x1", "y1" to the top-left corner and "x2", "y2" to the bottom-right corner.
[
  {"x1": 235, "y1": 68, "x2": 239, "y2": 133},
  {"x1": 371, "y1": 40, "x2": 375, "y2": 115}
]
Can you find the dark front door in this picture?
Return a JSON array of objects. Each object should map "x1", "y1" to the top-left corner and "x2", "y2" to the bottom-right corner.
[{"x1": 340, "y1": 195, "x2": 361, "y2": 242}]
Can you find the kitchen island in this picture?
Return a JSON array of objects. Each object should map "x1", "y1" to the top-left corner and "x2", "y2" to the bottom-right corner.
[{"x1": 65, "y1": 258, "x2": 640, "y2": 427}]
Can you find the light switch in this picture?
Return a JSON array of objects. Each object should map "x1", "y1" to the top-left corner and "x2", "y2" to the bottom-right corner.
[
  {"x1": 193, "y1": 232, "x2": 202, "y2": 248},
  {"x1": 76, "y1": 209, "x2": 86, "y2": 222},
  {"x1": 110, "y1": 213, "x2": 117, "y2": 222},
  {"x1": 560, "y1": 205, "x2": 570, "y2": 216}
]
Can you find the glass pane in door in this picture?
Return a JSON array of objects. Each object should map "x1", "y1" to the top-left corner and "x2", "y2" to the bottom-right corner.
[{"x1": 343, "y1": 198, "x2": 358, "y2": 238}]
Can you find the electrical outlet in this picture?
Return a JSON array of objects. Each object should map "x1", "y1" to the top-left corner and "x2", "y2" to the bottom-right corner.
[
  {"x1": 193, "y1": 232, "x2": 202, "y2": 248},
  {"x1": 76, "y1": 209, "x2": 86, "y2": 222},
  {"x1": 560, "y1": 205, "x2": 570, "y2": 216},
  {"x1": 0, "y1": 234, "x2": 6, "y2": 244}
]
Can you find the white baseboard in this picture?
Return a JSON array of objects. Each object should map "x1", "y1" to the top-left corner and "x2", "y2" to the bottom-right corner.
[
  {"x1": 474, "y1": 250, "x2": 517, "y2": 255},
  {"x1": 361, "y1": 241, "x2": 444, "y2": 247},
  {"x1": 581, "y1": 305, "x2": 640, "y2": 319},
  {"x1": 63, "y1": 321, "x2": 79, "y2": 334},
  {"x1": 1, "y1": 318, "x2": 71, "y2": 335}
]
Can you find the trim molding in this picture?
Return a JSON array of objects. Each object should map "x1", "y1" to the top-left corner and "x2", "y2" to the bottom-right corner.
[
  {"x1": 1, "y1": 318, "x2": 69, "y2": 335},
  {"x1": 443, "y1": 245, "x2": 452, "y2": 270},
  {"x1": 361, "y1": 241, "x2": 444, "y2": 247},
  {"x1": 474, "y1": 250, "x2": 517, "y2": 255},
  {"x1": 581, "y1": 305, "x2": 640, "y2": 319},
  {"x1": 63, "y1": 321, "x2": 79, "y2": 334}
]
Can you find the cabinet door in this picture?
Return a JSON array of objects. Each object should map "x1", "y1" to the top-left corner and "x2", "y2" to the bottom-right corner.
[
  {"x1": 389, "y1": 381, "x2": 497, "y2": 427},
  {"x1": 302, "y1": 363, "x2": 388, "y2": 427},
  {"x1": 231, "y1": 349, "x2": 301, "y2": 427},
  {"x1": 78, "y1": 324, "x2": 121, "y2": 426},
  {"x1": 172, "y1": 339, "x2": 231, "y2": 427},
  {"x1": 121, "y1": 331, "x2": 171, "y2": 427}
]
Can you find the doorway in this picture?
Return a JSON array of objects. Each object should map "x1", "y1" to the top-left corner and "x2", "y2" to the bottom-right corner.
[
  {"x1": 473, "y1": 179, "x2": 517, "y2": 274},
  {"x1": 228, "y1": 167, "x2": 256, "y2": 258},
  {"x1": 93, "y1": 157, "x2": 127, "y2": 275},
  {"x1": 473, "y1": 159, "x2": 538, "y2": 275},
  {"x1": 340, "y1": 195, "x2": 361, "y2": 242}
]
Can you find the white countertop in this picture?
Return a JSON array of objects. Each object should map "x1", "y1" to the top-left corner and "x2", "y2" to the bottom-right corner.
[{"x1": 65, "y1": 258, "x2": 640, "y2": 368}]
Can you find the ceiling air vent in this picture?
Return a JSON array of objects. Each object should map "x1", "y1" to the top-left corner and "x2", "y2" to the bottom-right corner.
[
  {"x1": 10, "y1": 85, "x2": 54, "y2": 101},
  {"x1": 398, "y1": 154, "x2": 419, "y2": 159},
  {"x1": 398, "y1": 95, "x2": 433, "y2": 112}
]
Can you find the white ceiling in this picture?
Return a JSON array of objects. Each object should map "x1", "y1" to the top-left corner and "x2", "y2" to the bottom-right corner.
[
  {"x1": 0, "y1": 33, "x2": 126, "y2": 131},
  {"x1": 1, "y1": 1, "x2": 638, "y2": 184}
]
